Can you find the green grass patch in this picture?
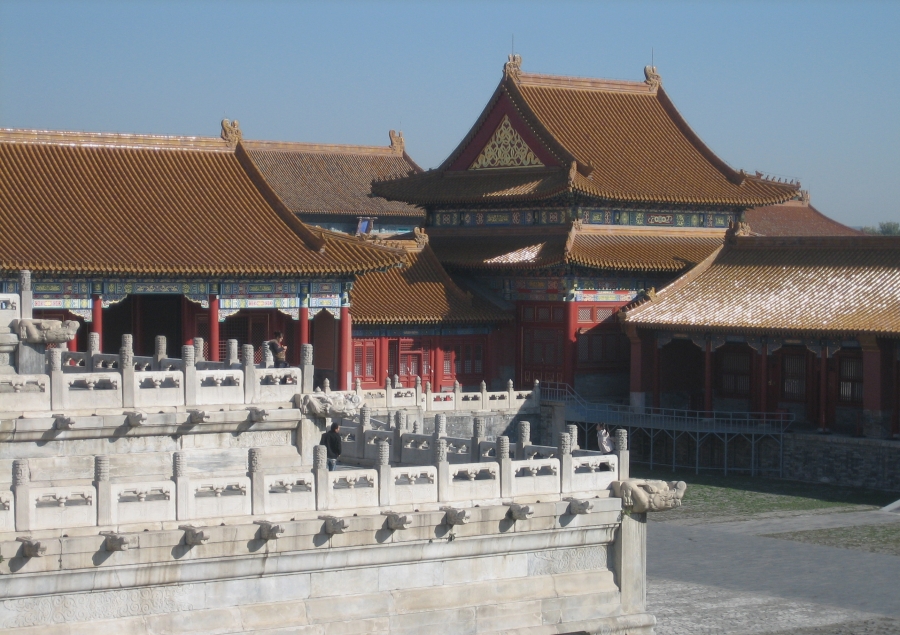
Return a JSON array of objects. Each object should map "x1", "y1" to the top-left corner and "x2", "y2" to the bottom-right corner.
[
  {"x1": 631, "y1": 467, "x2": 897, "y2": 520},
  {"x1": 763, "y1": 523, "x2": 900, "y2": 556}
]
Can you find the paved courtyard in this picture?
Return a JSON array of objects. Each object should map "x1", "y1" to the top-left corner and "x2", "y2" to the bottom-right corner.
[{"x1": 647, "y1": 488, "x2": 900, "y2": 635}]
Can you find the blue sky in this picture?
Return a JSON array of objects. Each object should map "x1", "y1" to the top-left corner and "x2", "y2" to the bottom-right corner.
[{"x1": 1, "y1": 1, "x2": 898, "y2": 226}]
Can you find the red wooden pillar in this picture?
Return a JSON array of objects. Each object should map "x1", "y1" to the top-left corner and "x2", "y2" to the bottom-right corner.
[
  {"x1": 652, "y1": 338, "x2": 660, "y2": 409},
  {"x1": 299, "y1": 307, "x2": 310, "y2": 346},
  {"x1": 626, "y1": 326, "x2": 643, "y2": 409},
  {"x1": 893, "y1": 355, "x2": 899, "y2": 438},
  {"x1": 208, "y1": 295, "x2": 220, "y2": 362},
  {"x1": 432, "y1": 336, "x2": 442, "y2": 391},
  {"x1": 563, "y1": 301, "x2": 578, "y2": 386},
  {"x1": 818, "y1": 351, "x2": 828, "y2": 432},
  {"x1": 759, "y1": 344, "x2": 768, "y2": 413},
  {"x1": 862, "y1": 338, "x2": 883, "y2": 432},
  {"x1": 91, "y1": 294, "x2": 103, "y2": 352},
  {"x1": 703, "y1": 341, "x2": 713, "y2": 413},
  {"x1": 338, "y1": 306, "x2": 352, "y2": 390}
]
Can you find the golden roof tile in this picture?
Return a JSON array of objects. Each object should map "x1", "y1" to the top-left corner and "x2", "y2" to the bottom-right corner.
[
  {"x1": 0, "y1": 128, "x2": 404, "y2": 277},
  {"x1": 624, "y1": 236, "x2": 900, "y2": 336}
]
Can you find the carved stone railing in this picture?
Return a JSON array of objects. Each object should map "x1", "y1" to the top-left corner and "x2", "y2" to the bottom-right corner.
[{"x1": 1, "y1": 433, "x2": 622, "y2": 533}]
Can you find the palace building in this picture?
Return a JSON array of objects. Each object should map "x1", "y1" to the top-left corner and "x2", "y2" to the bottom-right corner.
[
  {"x1": 374, "y1": 55, "x2": 806, "y2": 397},
  {"x1": 1, "y1": 56, "x2": 893, "y2": 435},
  {"x1": 0, "y1": 125, "x2": 406, "y2": 389}
]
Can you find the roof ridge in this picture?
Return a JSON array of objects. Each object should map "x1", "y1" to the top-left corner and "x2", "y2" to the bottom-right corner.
[
  {"x1": 733, "y1": 235, "x2": 900, "y2": 249},
  {"x1": 0, "y1": 127, "x2": 229, "y2": 151},
  {"x1": 517, "y1": 71, "x2": 655, "y2": 94},
  {"x1": 242, "y1": 139, "x2": 402, "y2": 156}
]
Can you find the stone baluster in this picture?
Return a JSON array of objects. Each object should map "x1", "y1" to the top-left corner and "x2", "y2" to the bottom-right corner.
[
  {"x1": 415, "y1": 375, "x2": 422, "y2": 404},
  {"x1": 376, "y1": 439, "x2": 392, "y2": 506},
  {"x1": 434, "y1": 438, "x2": 450, "y2": 503},
  {"x1": 95, "y1": 455, "x2": 112, "y2": 526},
  {"x1": 517, "y1": 421, "x2": 531, "y2": 460},
  {"x1": 263, "y1": 342, "x2": 274, "y2": 369},
  {"x1": 154, "y1": 335, "x2": 167, "y2": 370},
  {"x1": 533, "y1": 379, "x2": 541, "y2": 407},
  {"x1": 434, "y1": 413, "x2": 447, "y2": 440},
  {"x1": 412, "y1": 419, "x2": 420, "y2": 434},
  {"x1": 393, "y1": 374, "x2": 400, "y2": 389},
  {"x1": 249, "y1": 448, "x2": 265, "y2": 515},
  {"x1": 120, "y1": 345, "x2": 135, "y2": 408},
  {"x1": 313, "y1": 445, "x2": 329, "y2": 511},
  {"x1": 19, "y1": 269, "x2": 32, "y2": 319},
  {"x1": 300, "y1": 343, "x2": 314, "y2": 394},
  {"x1": 174, "y1": 451, "x2": 189, "y2": 520},
  {"x1": 183, "y1": 345, "x2": 197, "y2": 407},
  {"x1": 193, "y1": 337, "x2": 205, "y2": 363},
  {"x1": 471, "y1": 417, "x2": 486, "y2": 463},
  {"x1": 392, "y1": 411, "x2": 405, "y2": 464},
  {"x1": 242, "y1": 344, "x2": 255, "y2": 405},
  {"x1": 453, "y1": 380, "x2": 461, "y2": 407},
  {"x1": 226, "y1": 339, "x2": 239, "y2": 368},
  {"x1": 357, "y1": 404, "x2": 371, "y2": 459},
  {"x1": 559, "y1": 432, "x2": 573, "y2": 494},
  {"x1": 616, "y1": 428, "x2": 630, "y2": 480},
  {"x1": 88, "y1": 332, "x2": 101, "y2": 368},
  {"x1": 507, "y1": 379, "x2": 515, "y2": 407},
  {"x1": 567, "y1": 424, "x2": 580, "y2": 451},
  {"x1": 425, "y1": 380, "x2": 433, "y2": 412},
  {"x1": 497, "y1": 436, "x2": 513, "y2": 498},
  {"x1": 480, "y1": 380, "x2": 488, "y2": 405},
  {"x1": 13, "y1": 459, "x2": 30, "y2": 531},
  {"x1": 384, "y1": 376, "x2": 394, "y2": 408},
  {"x1": 49, "y1": 348, "x2": 64, "y2": 411}
]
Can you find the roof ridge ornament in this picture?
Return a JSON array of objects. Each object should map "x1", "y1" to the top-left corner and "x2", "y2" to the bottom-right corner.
[
  {"x1": 643, "y1": 65, "x2": 661, "y2": 90},
  {"x1": 389, "y1": 130, "x2": 405, "y2": 154},
  {"x1": 413, "y1": 226, "x2": 429, "y2": 249},
  {"x1": 725, "y1": 220, "x2": 753, "y2": 243},
  {"x1": 504, "y1": 54, "x2": 522, "y2": 81},
  {"x1": 221, "y1": 119, "x2": 242, "y2": 146}
]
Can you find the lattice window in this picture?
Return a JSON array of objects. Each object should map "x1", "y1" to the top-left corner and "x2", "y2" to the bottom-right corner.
[
  {"x1": 469, "y1": 115, "x2": 544, "y2": 170},
  {"x1": 552, "y1": 307, "x2": 564, "y2": 322},
  {"x1": 537, "y1": 307, "x2": 551, "y2": 322},
  {"x1": 839, "y1": 356, "x2": 863, "y2": 403},
  {"x1": 595, "y1": 308, "x2": 614, "y2": 322},
  {"x1": 782, "y1": 353, "x2": 806, "y2": 401},
  {"x1": 578, "y1": 307, "x2": 592, "y2": 322},
  {"x1": 720, "y1": 349, "x2": 751, "y2": 396},
  {"x1": 522, "y1": 307, "x2": 535, "y2": 322},
  {"x1": 474, "y1": 344, "x2": 483, "y2": 374}
]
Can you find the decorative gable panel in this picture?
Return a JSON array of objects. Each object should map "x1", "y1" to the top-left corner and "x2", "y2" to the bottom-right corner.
[{"x1": 470, "y1": 116, "x2": 544, "y2": 170}]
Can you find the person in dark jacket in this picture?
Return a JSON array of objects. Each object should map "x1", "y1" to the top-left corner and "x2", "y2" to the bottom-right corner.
[{"x1": 320, "y1": 422, "x2": 342, "y2": 471}]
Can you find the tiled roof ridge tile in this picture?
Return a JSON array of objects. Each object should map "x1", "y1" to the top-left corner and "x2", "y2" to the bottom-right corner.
[
  {"x1": 0, "y1": 127, "x2": 230, "y2": 152},
  {"x1": 516, "y1": 71, "x2": 656, "y2": 94},
  {"x1": 732, "y1": 234, "x2": 900, "y2": 250},
  {"x1": 242, "y1": 137, "x2": 404, "y2": 157}
]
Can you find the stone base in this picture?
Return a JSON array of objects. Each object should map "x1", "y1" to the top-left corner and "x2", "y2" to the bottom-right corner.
[
  {"x1": 0, "y1": 527, "x2": 654, "y2": 635},
  {"x1": 15, "y1": 341, "x2": 45, "y2": 375}
]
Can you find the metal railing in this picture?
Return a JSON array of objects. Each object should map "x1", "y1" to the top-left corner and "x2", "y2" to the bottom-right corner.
[{"x1": 542, "y1": 382, "x2": 794, "y2": 436}]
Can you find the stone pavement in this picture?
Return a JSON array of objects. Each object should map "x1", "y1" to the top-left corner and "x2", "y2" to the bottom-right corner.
[{"x1": 647, "y1": 509, "x2": 900, "y2": 634}]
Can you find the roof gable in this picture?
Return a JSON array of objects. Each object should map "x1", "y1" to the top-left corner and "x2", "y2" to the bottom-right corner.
[{"x1": 373, "y1": 58, "x2": 799, "y2": 207}]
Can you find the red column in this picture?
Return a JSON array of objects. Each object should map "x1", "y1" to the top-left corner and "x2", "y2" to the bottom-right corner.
[
  {"x1": 299, "y1": 307, "x2": 310, "y2": 346},
  {"x1": 208, "y1": 295, "x2": 220, "y2": 362},
  {"x1": 132, "y1": 295, "x2": 143, "y2": 355},
  {"x1": 564, "y1": 301, "x2": 578, "y2": 386},
  {"x1": 818, "y1": 351, "x2": 828, "y2": 431},
  {"x1": 338, "y1": 306, "x2": 352, "y2": 390},
  {"x1": 652, "y1": 339, "x2": 660, "y2": 409},
  {"x1": 627, "y1": 327, "x2": 643, "y2": 408},
  {"x1": 91, "y1": 294, "x2": 103, "y2": 352},
  {"x1": 893, "y1": 356, "x2": 899, "y2": 439},
  {"x1": 862, "y1": 339, "x2": 882, "y2": 427},
  {"x1": 704, "y1": 341, "x2": 713, "y2": 413},
  {"x1": 759, "y1": 345, "x2": 768, "y2": 413}
]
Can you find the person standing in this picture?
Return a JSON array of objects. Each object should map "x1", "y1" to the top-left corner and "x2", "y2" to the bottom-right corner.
[
  {"x1": 320, "y1": 422, "x2": 342, "y2": 471},
  {"x1": 268, "y1": 331, "x2": 288, "y2": 368}
]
